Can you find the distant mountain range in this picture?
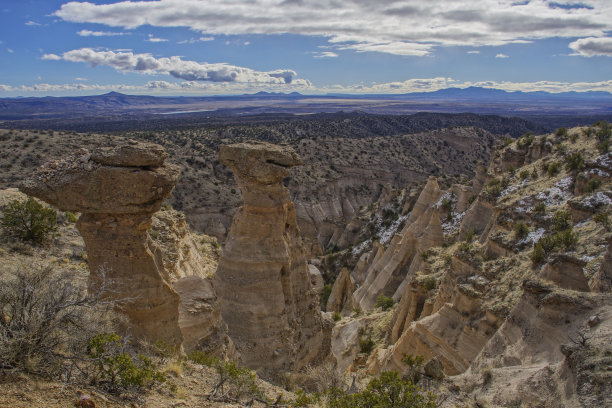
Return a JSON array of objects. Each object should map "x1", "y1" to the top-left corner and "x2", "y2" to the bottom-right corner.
[{"x1": 0, "y1": 87, "x2": 610, "y2": 129}]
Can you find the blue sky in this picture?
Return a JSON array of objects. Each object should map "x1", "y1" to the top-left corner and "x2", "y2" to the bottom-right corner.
[{"x1": 0, "y1": 0, "x2": 611, "y2": 96}]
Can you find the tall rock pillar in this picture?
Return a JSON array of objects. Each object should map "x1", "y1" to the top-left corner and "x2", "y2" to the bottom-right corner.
[
  {"x1": 214, "y1": 141, "x2": 327, "y2": 376},
  {"x1": 21, "y1": 141, "x2": 183, "y2": 347}
]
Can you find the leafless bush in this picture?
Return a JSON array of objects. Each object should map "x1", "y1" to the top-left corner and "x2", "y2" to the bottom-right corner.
[
  {"x1": 0, "y1": 263, "x2": 118, "y2": 379},
  {"x1": 283, "y1": 361, "x2": 345, "y2": 393}
]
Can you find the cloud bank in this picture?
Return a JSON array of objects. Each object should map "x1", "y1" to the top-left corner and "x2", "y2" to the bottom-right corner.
[
  {"x1": 569, "y1": 36, "x2": 612, "y2": 56},
  {"x1": 2, "y1": 77, "x2": 611, "y2": 95},
  {"x1": 54, "y1": 0, "x2": 612, "y2": 56},
  {"x1": 51, "y1": 48, "x2": 311, "y2": 85}
]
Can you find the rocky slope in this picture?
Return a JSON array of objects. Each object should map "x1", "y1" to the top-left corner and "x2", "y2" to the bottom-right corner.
[{"x1": 327, "y1": 123, "x2": 611, "y2": 407}]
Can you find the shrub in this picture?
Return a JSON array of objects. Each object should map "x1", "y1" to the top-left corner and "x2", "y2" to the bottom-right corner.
[
  {"x1": 594, "y1": 212, "x2": 609, "y2": 229},
  {"x1": 531, "y1": 168, "x2": 539, "y2": 179},
  {"x1": 514, "y1": 222, "x2": 530, "y2": 240},
  {"x1": 88, "y1": 333, "x2": 166, "y2": 390},
  {"x1": 554, "y1": 229, "x2": 578, "y2": 249},
  {"x1": 556, "y1": 127, "x2": 568, "y2": 138},
  {"x1": 359, "y1": 337, "x2": 375, "y2": 354},
  {"x1": 321, "y1": 284, "x2": 332, "y2": 308},
  {"x1": 546, "y1": 161, "x2": 561, "y2": 177},
  {"x1": 569, "y1": 133, "x2": 578, "y2": 143},
  {"x1": 187, "y1": 351, "x2": 261, "y2": 401},
  {"x1": 422, "y1": 277, "x2": 437, "y2": 291},
  {"x1": 65, "y1": 211, "x2": 78, "y2": 223},
  {"x1": 0, "y1": 197, "x2": 57, "y2": 244},
  {"x1": 519, "y1": 170, "x2": 530, "y2": 180},
  {"x1": 597, "y1": 139, "x2": 610, "y2": 154},
  {"x1": 516, "y1": 134, "x2": 534, "y2": 149},
  {"x1": 531, "y1": 242, "x2": 546, "y2": 265},
  {"x1": 457, "y1": 241, "x2": 472, "y2": 253},
  {"x1": 585, "y1": 178, "x2": 602, "y2": 193},
  {"x1": 534, "y1": 202, "x2": 546, "y2": 213},
  {"x1": 553, "y1": 210, "x2": 572, "y2": 232},
  {"x1": 465, "y1": 227, "x2": 476, "y2": 242},
  {"x1": 565, "y1": 152, "x2": 585, "y2": 171},
  {"x1": 0, "y1": 264, "x2": 114, "y2": 377},
  {"x1": 332, "y1": 312, "x2": 342, "y2": 322},
  {"x1": 327, "y1": 371, "x2": 436, "y2": 408},
  {"x1": 401, "y1": 353, "x2": 425, "y2": 384},
  {"x1": 375, "y1": 294, "x2": 395, "y2": 311}
]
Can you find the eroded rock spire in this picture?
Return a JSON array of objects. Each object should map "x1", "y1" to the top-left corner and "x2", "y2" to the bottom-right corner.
[
  {"x1": 214, "y1": 141, "x2": 328, "y2": 376},
  {"x1": 21, "y1": 140, "x2": 183, "y2": 347}
]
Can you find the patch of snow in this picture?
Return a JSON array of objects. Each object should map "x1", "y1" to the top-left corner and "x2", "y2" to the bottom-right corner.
[
  {"x1": 352, "y1": 239, "x2": 371, "y2": 256},
  {"x1": 587, "y1": 168, "x2": 610, "y2": 178},
  {"x1": 518, "y1": 227, "x2": 546, "y2": 246},
  {"x1": 580, "y1": 255, "x2": 597, "y2": 262},
  {"x1": 593, "y1": 153, "x2": 612, "y2": 170},
  {"x1": 535, "y1": 178, "x2": 574, "y2": 207},
  {"x1": 468, "y1": 275, "x2": 490, "y2": 286},
  {"x1": 555, "y1": 176, "x2": 573, "y2": 191},
  {"x1": 514, "y1": 198, "x2": 533, "y2": 213},
  {"x1": 441, "y1": 210, "x2": 466, "y2": 235},
  {"x1": 580, "y1": 191, "x2": 612, "y2": 209},
  {"x1": 500, "y1": 179, "x2": 529, "y2": 198},
  {"x1": 379, "y1": 214, "x2": 409, "y2": 245}
]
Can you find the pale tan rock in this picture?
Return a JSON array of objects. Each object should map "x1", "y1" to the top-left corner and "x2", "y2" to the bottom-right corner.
[
  {"x1": 458, "y1": 197, "x2": 495, "y2": 241},
  {"x1": 389, "y1": 281, "x2": 429, "y2": 343},
  {"x1": 353, "y1": 196, "x2": 443, "y2": 311},
  {"x1": 591, "y1": 237, "x2": 612, "y2": 292},
  {"x1": 405, "y1": 177, "x2": 443, "y2": 226},
  {"x1": 352, "y1": 241, "x2": 384, "y2": 286},
  {"x1": 326, "y1": 267, "x2": 355, "y2": 315},
  {"x1": 90, "y1": 141, "x2": 167, "y2": 167},
  {"x1": 174, "y1": 276, "x2": 236, "y2": 358},
  {"x1": 149, "y1": 208, "x2": 215, "y2": 283},
  {"x1": 21, "y1": 142, "x2": 183, "y2": 347},
  {"x1": 540, "y1": 255, "x2": 590, "y2": 292},
  {"x1": 214, "y1": 141, "x2": 327, "y2": 376},
  {"x1": 308, "y1": 264, "x2": 325, "y2": 293}
]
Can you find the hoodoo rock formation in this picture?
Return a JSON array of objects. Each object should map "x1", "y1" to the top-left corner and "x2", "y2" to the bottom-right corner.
[
  {"x1": 20, "y1": 141, "x2": 184, "y2": 347},
  {"x1": 352, "y1": 177, "x2": 444, "y2": 310},
  {"x1": 214, "y1": 141, "x2": 328, "y2": 376}
]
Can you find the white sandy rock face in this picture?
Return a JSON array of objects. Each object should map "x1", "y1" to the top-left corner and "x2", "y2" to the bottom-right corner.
[
  {"x1": 214, "y1": 141, "x2": 328, "y2": 377},
  {"x1": 20, "y1": 141, "x2": 184, "y2": 347}
]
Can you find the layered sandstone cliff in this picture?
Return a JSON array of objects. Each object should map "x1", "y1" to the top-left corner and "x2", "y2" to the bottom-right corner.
[{"x1": 213, "y1": 141, "x2": 328, "y2": 376}]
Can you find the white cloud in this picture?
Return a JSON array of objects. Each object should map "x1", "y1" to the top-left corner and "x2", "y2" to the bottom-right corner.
[
  {"x1": 42, "y1": 53, "x2": 62, "y2": 60},
  {"x1": 1, "y1": 77, "x2": 612, "y2": 96},
  {"x1": 75, "y1": 77, "x2": 88, "y2": 81},
  {"x1": 51, "y1": 48, "x2": 311, "y2": 85},
  {"x1": 77, "y1": 29, "x2": 127, "y2": 37},
  {"x1": 146, "y1": 34, "x2": 168, "y2": 42},
  {"x1": 569, "y1": 36, "x2": 612, "y2": 56},
  {"x1": 313, "y1": 51, "x2": 338, "y2": 58},
  {"x1": 7, "y1": 48, "x2": 13, "y2": 54},
  {"x1": 178, "y1": 36, "x2": 214, "y2": 44},
  {"x1": 53, "y1": 0, "x2": 612, "y2": 56},
  {"x1": 467, "y1": 50, "x2": 480, "y2": 54},
  {"x1": 25, "y1": 20, "x2": 41, "y2": 26},
  {"x1": 495, "y1": 53, "x2": 510, "y2": 58}
]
